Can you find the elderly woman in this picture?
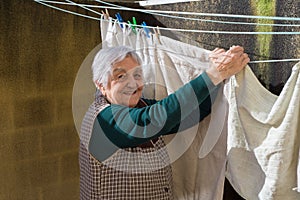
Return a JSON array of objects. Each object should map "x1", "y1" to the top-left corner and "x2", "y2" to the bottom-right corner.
[{"x1": 79, "y1": 45, "x2": 249, "y2": 199}]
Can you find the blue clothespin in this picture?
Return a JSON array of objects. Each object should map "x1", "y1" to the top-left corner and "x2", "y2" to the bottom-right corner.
[
  {"x1": 128, "y1": 17, "x2": 137, "y2": 34},
  {"x1": 141, "y1": 21, "x2": 151, "y2": 38},
  {"x1": 115, "y1": 12, "x2": 124, "y2": 28}
]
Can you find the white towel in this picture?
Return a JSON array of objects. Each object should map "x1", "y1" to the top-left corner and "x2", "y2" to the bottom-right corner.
[{"x1": 225, "y1": 63, "x2": 300, "y2": 200}]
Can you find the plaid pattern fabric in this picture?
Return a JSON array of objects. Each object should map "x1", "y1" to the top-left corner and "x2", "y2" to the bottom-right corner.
[{"x1": 79, "y1": 91, "x2": 174, "y2": 200}]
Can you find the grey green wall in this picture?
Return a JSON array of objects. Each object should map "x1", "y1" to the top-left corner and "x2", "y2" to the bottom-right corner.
[{"x1": 146, "y1": 0, "x2": 299, "y2": 94}]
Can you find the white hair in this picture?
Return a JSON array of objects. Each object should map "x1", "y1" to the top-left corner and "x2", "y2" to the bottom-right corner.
[{"x1": 91, "y1": 46, "x2": 142, "y2": 87}]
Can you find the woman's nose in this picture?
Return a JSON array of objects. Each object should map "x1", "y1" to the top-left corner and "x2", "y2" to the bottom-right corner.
[
  {"x1": 126, "y1": 74, "x2": 139, "y2": 87},
  {"x1": 126, "y1": 74, "x2": 143, "y2": 88}
]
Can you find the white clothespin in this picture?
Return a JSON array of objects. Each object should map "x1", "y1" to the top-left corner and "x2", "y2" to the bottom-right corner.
[
  {"x1": 101, "y1": 8, "x2": 110, "y2": 19},
  {"x1": 153, "y1": 26, "x2": 162, "y2": 44}
]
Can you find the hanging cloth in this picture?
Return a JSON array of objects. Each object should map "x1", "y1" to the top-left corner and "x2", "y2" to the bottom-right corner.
[
  {"x1": 100, "y1": 16, "x2": 228, "y2": 200},
  {"x1": 99, "y1": 16, "x2": 300, "y2": 200},
  {"x1": 225, "y1": 62, "x2": 300, "y2": 200}
]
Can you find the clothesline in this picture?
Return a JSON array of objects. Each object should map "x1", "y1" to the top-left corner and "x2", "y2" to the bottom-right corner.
[
  {"x1": 36, "y1": 0, "x2": 300, "y2": 27},
  {"x1": 96, "y1": 0, "x2": 300, "y2": 25},
  {"x1": 34, "y1": 0, "x2": 300, "y2": 34},
  {"x1": 34, "y1": 0, "x2": 300, "y2": 63},
  {"x1": 249, "y1": 59, "x2": 300, "y2": 64}
]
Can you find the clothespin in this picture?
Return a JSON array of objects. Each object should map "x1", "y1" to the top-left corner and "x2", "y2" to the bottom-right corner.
[
  {"x1": 156, "y1": 26, "x2": 161, "y2": 36},
  {"x1": 115, "y1": 12, "x2": 124, "y2": 28},
  {"x1": 101, "y1": 8, "x2": 110, "y2": 19},
  {"x1": 153, "y1": 26, "x2": 162, "y2": 44},
  {"x1": 141, "y1": 21, "x2": 151, "y2": 38},
  {"x1": 127, "y1": 17, "x2": 137, "y2": 34}
]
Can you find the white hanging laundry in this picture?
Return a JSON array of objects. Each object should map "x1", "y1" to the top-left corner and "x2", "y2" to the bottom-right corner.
[
  {"x1": 156, "y1": 36, "x2": 228, "y2": 200},
  {"x1": 298, "y1": 148, "x2": 300, "y2": 193},
  {"x1": 100, "y1": 18, "x2": 228, "y2": 200},
  {"x1": 99, "y1": 18, "x2": 300, "y2": 200},
  {"x1": 225, "y1": 63, "x2": 300, "y2": 200},
  {"x1": 295, "y1": 148, "x2": 300, "y2": 193}
]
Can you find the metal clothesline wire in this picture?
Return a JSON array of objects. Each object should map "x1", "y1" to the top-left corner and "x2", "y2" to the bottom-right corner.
[
  {"x1": 34, "y1": 0, "x2": 300, "y2": 63},
  {"x1": 96, "y1": 0, "x2": 300, "y2": 23},
  {"x1": 34, "y1": 0, "x2": 300, "y2": 34},
  {"x1": 36, "y1": 0, "x2": 300, "y2": 27},
  {"x1": 37, "y1": 0, "x2": 300, "y2": 21}
]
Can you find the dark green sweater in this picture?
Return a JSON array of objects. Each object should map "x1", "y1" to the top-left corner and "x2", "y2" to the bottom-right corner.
[{"x1": 90, "y1": 72, "x2": 219, "y2": 161}]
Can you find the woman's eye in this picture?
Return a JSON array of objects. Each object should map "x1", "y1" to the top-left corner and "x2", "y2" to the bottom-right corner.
[
  {"x1": 117, "y1": 74, "x2": 124, "y2": 79},
  {"x1": 117, "y1": 73, "x2": 127, "y2": 81},
  {"x1": 134, "y1": 73, "x2": 142, "y2": 79}
]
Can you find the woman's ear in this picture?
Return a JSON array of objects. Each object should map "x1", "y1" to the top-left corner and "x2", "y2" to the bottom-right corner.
[
  {"x1": 95, "y1": 80, "x2": 101, "y2": 90},
  {"x1": 100, "y1": 85, "x2": 106, "y2": 96},
  {"x1": 96, "y1": 81, "x2": 106, "y2": 96}
]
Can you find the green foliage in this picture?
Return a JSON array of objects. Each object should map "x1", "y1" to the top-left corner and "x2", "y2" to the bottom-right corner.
[{"x1": 251, "y1": 0, "x2": 276, "y2": 86}]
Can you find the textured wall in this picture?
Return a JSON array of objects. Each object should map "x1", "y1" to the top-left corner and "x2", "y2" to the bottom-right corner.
[
  {"x1": 0, "y1": 1, "x2": 100, "y2": 199},
  {"x1": 145, "y1": 0, "x2": 299, "y2": 94}
]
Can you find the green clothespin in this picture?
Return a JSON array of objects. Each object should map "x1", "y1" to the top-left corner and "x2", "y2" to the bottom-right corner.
[{"x1": 128, "y1": 17, "x2": 137, "y2": 34}]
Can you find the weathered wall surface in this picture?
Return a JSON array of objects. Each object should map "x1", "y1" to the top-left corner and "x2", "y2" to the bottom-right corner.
[
  {"x1": 0, "y1": 1, "x2": 100, "y2": 199},
  {"x1": 146, "y1": 0, "x2": 299, "y2": 94}
]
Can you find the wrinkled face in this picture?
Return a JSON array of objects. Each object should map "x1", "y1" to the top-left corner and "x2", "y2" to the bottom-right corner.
[{"x1": 100, "y1": 56, "x2": 144, "y2": 107}]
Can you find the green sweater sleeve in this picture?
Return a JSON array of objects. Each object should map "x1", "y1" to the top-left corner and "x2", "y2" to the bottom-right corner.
[{"x1": 91, "y1": 71, "x2": 219, "y2": 151}]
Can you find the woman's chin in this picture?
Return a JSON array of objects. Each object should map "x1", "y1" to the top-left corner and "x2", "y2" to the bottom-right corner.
[
  {"x1": 119, "y1": 92, "x2": 142, "y2": 107},
  {"x1": 128, "y1": 96, "x2": 141, "y2": 107},
  {"x1": 127, "y1": 99, "x2": 139, "y2": 107}
]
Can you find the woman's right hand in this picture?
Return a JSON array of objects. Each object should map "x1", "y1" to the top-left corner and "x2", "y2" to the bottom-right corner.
[{"x1": 206, "y1": 46, "x2": 250, "y2": 85}]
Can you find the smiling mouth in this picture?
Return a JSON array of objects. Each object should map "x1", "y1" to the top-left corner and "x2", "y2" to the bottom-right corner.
[{"x1": 124, "y1": 90, "x2": 137, "y2": 95}]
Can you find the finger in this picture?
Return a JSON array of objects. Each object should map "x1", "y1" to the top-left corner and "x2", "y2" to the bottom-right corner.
[
  {"x1": 219, "y1": 52, "x2": 245, "y2": 71},
  {"x1": 217, "y1": 55, "x2": 233, "y2": 70},
  {"x1": 228, "y1": 53, "x2": 249, "y2": 74},
  {"x1": 210, "y1": 49, "x2": 226, "y2": 58},
  {"x1": 212, "y1": 48, "x2": 219, "y2": 52},
  {"x1": 241, "y1": 53, "x2": 250, "y2": 66},
  {"x1": 209, "y1": 50, "x2": 228, "y2": 62},
  {"x1": 212, "y1": 48, "x2": 226, "y2": 53},
  {"x1": 228, "y1": 50, "x2": 244, "y2": 60},
  {"x1": 216, "y1": 57, "x2": 233, "y2": 70},
  {"x1": 229, "y1": 45, "x2": 244, "y2": 53},
  {"x1": 210, "y1": 54, "x2": 231, "y2": 61}
]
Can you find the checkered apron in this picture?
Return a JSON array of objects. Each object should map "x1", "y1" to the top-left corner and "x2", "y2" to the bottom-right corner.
[{"x1": 79, "y1": 91, "x2": 174, "y2": 200}]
